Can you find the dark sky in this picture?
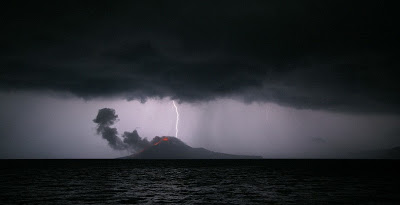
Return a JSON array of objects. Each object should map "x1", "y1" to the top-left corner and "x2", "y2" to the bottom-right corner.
[
  {"x1": 1, "y1": 1, "x2": 398, "y2": 112},
  {"x1": 1, "y1": 1, "x2": 399, "y2": 158}
]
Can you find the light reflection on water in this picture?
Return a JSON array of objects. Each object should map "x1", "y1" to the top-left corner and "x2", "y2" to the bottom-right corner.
[{"x1": 1, "y1": 160, "x2": 399, "y2": 204}]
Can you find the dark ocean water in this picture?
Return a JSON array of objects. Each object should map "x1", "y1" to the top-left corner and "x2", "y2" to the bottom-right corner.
[{"x1": 1, "y1": 160, "x2": 399, "y2": 204}]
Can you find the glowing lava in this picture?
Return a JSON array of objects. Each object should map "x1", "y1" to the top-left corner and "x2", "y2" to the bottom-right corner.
[
  {"x1": 154, "y1": 137, "x2": 169, "y2": 145},
  {"x1": 172, "y1": 100, "x2": 179, "y2": 138}
]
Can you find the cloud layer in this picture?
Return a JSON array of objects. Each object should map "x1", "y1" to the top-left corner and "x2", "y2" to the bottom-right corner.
[{"x1": 1, "y1": 1, "x2": 399, "y2": 113}]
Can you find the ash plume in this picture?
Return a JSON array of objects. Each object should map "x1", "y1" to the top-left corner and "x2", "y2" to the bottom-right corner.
[
  {"x1": 93, "y1": 108, "x2": 149, "y2": 152},
  {"x1": 122, "y1": 130, "x2": 150, "y2": 152}
]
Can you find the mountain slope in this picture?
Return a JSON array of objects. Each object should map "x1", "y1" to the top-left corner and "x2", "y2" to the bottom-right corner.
[{"x1": 120, "y1": 137, "x2": 262, "y2": 159}]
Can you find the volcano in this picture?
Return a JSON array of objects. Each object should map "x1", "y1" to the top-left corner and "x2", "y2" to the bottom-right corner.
[{"x1": 120, "y1": 137, "x2": 262, "y2": 159}]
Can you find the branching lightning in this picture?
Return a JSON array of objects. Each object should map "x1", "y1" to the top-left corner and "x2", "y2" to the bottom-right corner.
[{"x1": 172, "y1": 100, "x2": 179, "y2": 138}]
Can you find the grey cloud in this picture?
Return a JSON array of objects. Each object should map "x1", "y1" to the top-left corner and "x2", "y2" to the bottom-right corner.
[{"x1": 310, "y1": 137, "x2": 327, "y2": 144}]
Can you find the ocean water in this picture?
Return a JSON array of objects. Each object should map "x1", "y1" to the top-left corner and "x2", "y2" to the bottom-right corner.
[{"x1": 1, "y1": 160, "x2": 399, "y2": 204}]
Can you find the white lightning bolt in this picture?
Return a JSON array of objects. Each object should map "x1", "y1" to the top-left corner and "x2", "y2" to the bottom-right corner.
[{"x1": 172, "y1": 100, "x2": 179, "y2": 138}]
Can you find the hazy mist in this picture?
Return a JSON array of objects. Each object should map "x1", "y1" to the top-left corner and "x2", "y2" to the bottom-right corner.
[{"x1": 1, "y1": 91, "x2": 399, "y2": 158}]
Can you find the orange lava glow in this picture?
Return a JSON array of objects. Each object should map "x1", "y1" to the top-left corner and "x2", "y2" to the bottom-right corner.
[{"x1": 154, "y1": 137, "x2": 169, "y2": 145}]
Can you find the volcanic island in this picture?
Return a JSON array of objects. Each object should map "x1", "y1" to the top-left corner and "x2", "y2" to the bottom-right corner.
[{"x1": 120, "y1": 136, "x2": 262, "y2": 159}]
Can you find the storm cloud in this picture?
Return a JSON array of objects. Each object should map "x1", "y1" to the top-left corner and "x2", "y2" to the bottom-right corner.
[{"x1": 1, "y1": 1, "x2": 399, "y2": 113}]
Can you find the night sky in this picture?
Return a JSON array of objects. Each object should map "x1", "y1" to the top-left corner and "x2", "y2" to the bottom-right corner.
[{"x1": 1, "y1": 1, "x2": 399, "y2": 158}]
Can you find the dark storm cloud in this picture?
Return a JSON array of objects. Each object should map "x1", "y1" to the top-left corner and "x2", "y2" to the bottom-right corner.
[
  {"x1": 1, "y1": 1, "x2": 399, "y2": 113},
  {"x1": 93, "y1": 108, "x2": 150, "y2": 152}
]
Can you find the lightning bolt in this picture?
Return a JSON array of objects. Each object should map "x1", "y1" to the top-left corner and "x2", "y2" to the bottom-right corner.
[{"x1": 172, "y1": 100, "x2": 179, "y2": 138}]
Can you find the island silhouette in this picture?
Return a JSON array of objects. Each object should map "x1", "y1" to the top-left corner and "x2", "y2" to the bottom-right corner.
[{"x1": 120, "y1": 136, "x2": 262, "y2": 159}]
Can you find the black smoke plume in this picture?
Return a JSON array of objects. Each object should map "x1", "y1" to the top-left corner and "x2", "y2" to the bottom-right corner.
[
  {"x1": 93, "y1": 108, "x2": 149, "y2": 152},
  {"x1": 122, "y1": 130, "x2": 150, "y2": 152}
]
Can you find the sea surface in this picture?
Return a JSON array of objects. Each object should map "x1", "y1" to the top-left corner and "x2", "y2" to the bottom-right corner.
[{"x1": 1, "y1": 159, "x2": 399, "y2": 204}]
